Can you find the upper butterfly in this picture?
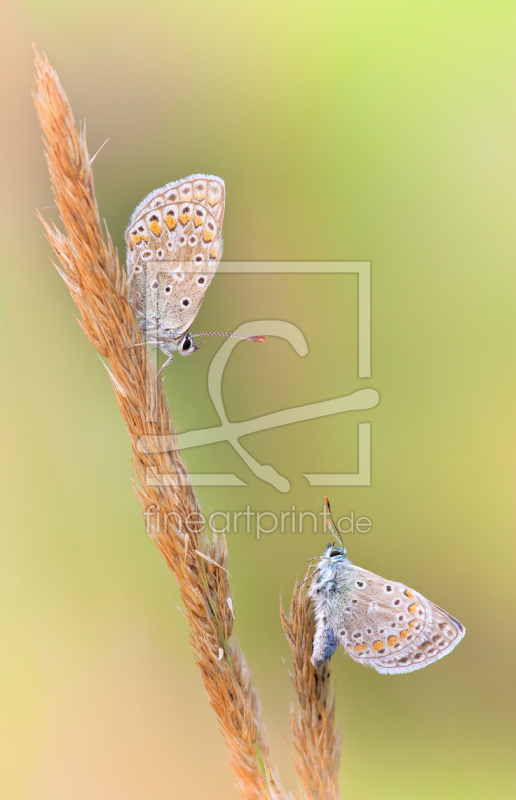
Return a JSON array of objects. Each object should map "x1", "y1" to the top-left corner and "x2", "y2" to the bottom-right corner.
[
  {"x1": 126, "y1": 174, "x2": 262, "y2": 375},
  {"x1": 310, "y1": 498, "x2": 465, "y2": 674}
]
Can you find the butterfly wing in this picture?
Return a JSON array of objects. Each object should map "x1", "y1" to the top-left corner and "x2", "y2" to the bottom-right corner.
[
  {"x1": 327, "y1": 565, "x2": 465, "y2": 675},
  {"x1": 126, "y1": 175, "x2": 225, "y2": 342}
]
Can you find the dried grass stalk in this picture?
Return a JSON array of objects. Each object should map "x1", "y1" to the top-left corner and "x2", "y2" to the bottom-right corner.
[
  {"x1": 281, "y1": 583, "x2": 341, "y2": 800},
  {"x1": 33, "y1": 49, "x2": 280, "y2": 800}
]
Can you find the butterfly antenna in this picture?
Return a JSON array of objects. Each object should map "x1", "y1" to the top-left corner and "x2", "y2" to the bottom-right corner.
[
  {"x1": 194, "y1": 332, "x2": 266, "y2": 343},
  {"x1": 325, "y1": 496, "x2": 344, "y2": 547}
]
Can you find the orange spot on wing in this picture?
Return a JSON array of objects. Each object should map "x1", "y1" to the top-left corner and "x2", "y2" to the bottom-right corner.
[
  {"x1": 408, "y1": 603, "x2": 418, "y2": 615},
  {"x1": 388, "y1": 636, "x2": 400, "y2": 647},
  {"x1": 141, "y1": 234, "x2": 148, "y2": 242},
  {"x1": 194, "y1": 191, "x2": 205, "y2": 200},
  {"x1": 165, "y1": 215, "x2": 177, "y2": 230},
  {"x1": 354, "y1": 644, "x2": 365, "y2": 652},
  {"x1": 132, "y1": 234, "x2": 141, "y2": 244},
  {"x1": 404, "y1": 589, "x2": 414, "y2": 597},
  {"x1": 150, "y1": 221, "x2": 162, "y2": 236},
  {"x1": 208, "y1": 196, "x2": 219, "y2": 207},
  {"x1": 129, "y1": 240, "x2": 133, "y2": 250},
  {"x1": 203, "y1": 230, "x2": 214, "y2": 242},
  {"x1": 409, "y1": 620, "x2": 418, "y2": 629},
  {"x1": 193, "y1": 215, "x2": 203, "y2": 228},
  {"x1": 373, "y1": 640, "x2": 385, "y2": 652},
  {"x1": 400, "y1": 629, "x2": 410, "y2": 639},
  {"x1": 209, "y1": 248, "x2": 218, "y2": 259},
  {"x1": 179, "y1": 213, "x2": 191, "y2": 225}
]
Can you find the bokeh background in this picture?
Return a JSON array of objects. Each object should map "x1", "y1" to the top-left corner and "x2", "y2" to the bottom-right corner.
[{"x1": 1, "y1": 2, "x2": 515, "y2": 798}]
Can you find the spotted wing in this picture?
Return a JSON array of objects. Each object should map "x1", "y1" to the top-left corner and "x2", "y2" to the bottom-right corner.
[
  {"x1": 125, "y1": 175, "x2": 225, "y2": 340},
  {"x1": 329, "y1": 566, "x2": 465, "y2": 675}
]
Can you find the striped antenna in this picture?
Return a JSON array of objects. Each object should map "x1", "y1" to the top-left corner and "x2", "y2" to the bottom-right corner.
[
  {"x1": 194, "y1": 332, "x2": 266, "y2": 342},
  {"x1": 325, "y1": 496, "x2": 344, "y2": 547}
]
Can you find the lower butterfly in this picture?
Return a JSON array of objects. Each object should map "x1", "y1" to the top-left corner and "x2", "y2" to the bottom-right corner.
[
  {"x1": 309, "y1": 498, "x2": 465, "y2": 674},
  {"x1": 125, "y1": 174, "x2": 264, "y2": 376}
]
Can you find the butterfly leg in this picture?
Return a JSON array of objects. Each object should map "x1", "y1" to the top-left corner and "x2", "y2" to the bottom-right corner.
[
  {"x1": 311, "y1": 625, "x2": 338, "y2": 668},
  {"x1": 156, "y1": 346, "x2": 174, "y2": 379},
  {"x1": 126, "y1": 339, "x2": 161, "y2": 349}
]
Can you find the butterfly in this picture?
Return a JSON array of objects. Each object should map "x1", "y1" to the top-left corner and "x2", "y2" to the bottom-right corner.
[
  {"x1": 309, "y1": 499, "x2": 465, "y2": 674},
  {"x1": 126, "y1": 174, "x2": 263, "y2": 375}
]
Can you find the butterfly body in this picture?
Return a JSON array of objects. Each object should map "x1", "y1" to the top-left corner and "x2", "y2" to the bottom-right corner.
[
  {"x1": 310, "y1": 543, "x2": 465, "y2": 674},
  {"x1": 125, "y1": 174, "x2": 225, "y2": 363}
]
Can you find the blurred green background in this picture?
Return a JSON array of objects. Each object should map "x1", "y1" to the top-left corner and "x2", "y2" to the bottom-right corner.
[{"x1": 1, "y1": 1, "x2": 515, "y2": 797}]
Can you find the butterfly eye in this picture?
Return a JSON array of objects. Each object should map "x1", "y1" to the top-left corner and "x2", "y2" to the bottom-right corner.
[
  {"x1": 329, "y1": 550, "x2": 341, "y2": 558},
  {"x1": 179, "y1": 334, "x2": 197, "y2": 357}
]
